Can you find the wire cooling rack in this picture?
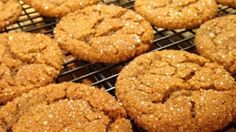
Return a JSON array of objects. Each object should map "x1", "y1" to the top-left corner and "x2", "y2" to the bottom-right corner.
[{"x1": 1, "y1": 0, "x2": 236, "y2": 131}]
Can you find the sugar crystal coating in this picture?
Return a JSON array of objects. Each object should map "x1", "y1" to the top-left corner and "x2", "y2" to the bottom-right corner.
[
  {"x1": 0, "y1": 82, "x2": 132, "y2": 132},
  {"x1": 195, "y1": 15, "x2": 236, "y2": 75},
  {"x1": 55, "y1": 4, "x2": 154, "y2": 64},
  {"x1": 116, "y1": 50, "x2": 236, "y2": 132},
  {"x1": 22, "y1": 0, "x2": 101, "y2": 17},
  {"x1": 0, "y1": 32, "x2": 63, "y2": 104},
  {"x1": 134, "y1": 0, "x2": 217, "y2": 29}
]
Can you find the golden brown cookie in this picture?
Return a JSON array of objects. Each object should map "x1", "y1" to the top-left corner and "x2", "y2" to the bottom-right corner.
[
  {"x1": 55, "y1": 4, "x2": 154, "y2": 64},
  {"x1": 22, "y1": 0, "x2": 101, "y2": 17},
  {"x1": 195, "y1": 15, "x2": 236, "y2": 75},
  {"x1": 216, "y1": 0, "x2": 236, "y2": 8},
  {"x1": 116, "y1": 50, "x2": 236, "y2": 132},
  {"x1": 0, "y1": 32, "x2": 63, "y2": 104},
  {"x1": 134, "y1": 0, "x2": 217, "y2": 29},
  {"x1": 0, "y1": 0, "x2": 22, "y2": 29},
  {"x1": 0, "y1": 82, "x2": 132, "y2": 132},
  {"x1": 232, "y1": 89, "x2": 236, "y2": 121}
]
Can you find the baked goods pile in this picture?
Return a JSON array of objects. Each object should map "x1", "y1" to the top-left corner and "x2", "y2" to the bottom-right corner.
[{"x1": 0, "y1": 0, "x2": 235, "y2": 131}]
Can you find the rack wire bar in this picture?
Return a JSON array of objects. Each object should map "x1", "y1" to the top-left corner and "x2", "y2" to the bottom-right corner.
[{"x1": 1, "y1": 0, "x2": 235, "y2": 131}]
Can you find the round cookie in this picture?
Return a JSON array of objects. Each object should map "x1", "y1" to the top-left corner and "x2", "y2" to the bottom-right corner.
[
  {"x1": 216, "y1": 0, "x2": 236, "y2": 8},
  {"x1": 0, "y1": 82, "x2": 132, "y2": 132},
  {"x1": 0, "y1": 0, "x2": 22, "y2": 29},
  {"x1": 195, "y1": 15, "x2": 236, "y2": 75},
  {"x1": 23, "y1": 0, "x2": 101, "y2": 17},
  {"x1": 115, "y1": 50, "x2": 236, "y2": 132},
  {"x1": 134, "y1": 0, "x2": 217, "y2": 29},
  {"x1": 0, "y1": 32, "x2": 63, "y2": 104},
  {"x1": 55, "y1": 4, "x2": 154, "y2": 64}
]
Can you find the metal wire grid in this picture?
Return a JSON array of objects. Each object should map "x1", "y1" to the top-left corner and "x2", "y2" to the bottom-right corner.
[
  {"x1": 1, "y1": 0, "x2": 236, "y2": 131},
  {"x1": 55, "y1": 1, "x2": 236, "y2": 93}
]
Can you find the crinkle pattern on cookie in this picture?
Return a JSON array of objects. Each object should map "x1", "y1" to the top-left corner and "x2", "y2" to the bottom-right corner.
[
  {"x1": 195, "y1": 15, "x2": 236, "y2": 75},
  {"x1": 55, "y1": 4, "x2": 154, "y2": 64},
  {"x1": 0, "y1": 0, "x2": 22, "y2": 29},
  {"x1": 0, "y1": 32, "x2": 63, "y2": 104},
  {"x1": 23, "y1": 0, "x2": 101, "y2": 17},
  {"x1": 116, "y1": 50, "x2": 236, "y2": 132},
  {"x1": 0, "y1": 82, "x2": 132, "y2": 132},
  {"x1": 134, "y1": 0, "x2": 217, "y2": 29}
]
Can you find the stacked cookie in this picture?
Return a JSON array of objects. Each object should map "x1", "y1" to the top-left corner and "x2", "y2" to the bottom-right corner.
[{"x1": 0, "y1": 0, "x2": 235, "y2": 132}]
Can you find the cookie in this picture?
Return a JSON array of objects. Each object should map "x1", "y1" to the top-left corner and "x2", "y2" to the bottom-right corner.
[
  {"x1": 55, "y1": 4, "x2": 154, "y2": 64},
  {"x1": 0, "y1": 0, "x2": 22, "y2": 29},
  {"x1": 232, "y1": 89, "x2": 236, "y2": 121},
  {"x1": 0, "y1": 32, "x2": 63, "y2": 104},
  {"x1": 0, "y1": 82, "x2": 132, "y2": 132},
  {"x1": 216, "y1": 0, "x2": 236, "y2": 8},
  {"x1": 134, "y1": 0, "x2": 217, "y2": 29},
  {"x1": 115, "y1": 50, "x2": 236, "y2": 132},
  {"x1": 195, "y1": 15, "x2": 236, "y2": 75},
  {"x1": 22, "y1": 0, "x2": 101, "y2": 17}
]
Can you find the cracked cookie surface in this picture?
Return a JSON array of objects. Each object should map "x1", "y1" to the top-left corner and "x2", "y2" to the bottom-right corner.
[
  {"x1": 0, "y1": 32, "x2": 63, "y2": 104},
  {"x1": 55, "y1": 4, "x2": 154, "y2": 64},
  {"x1": 195, "y1": 15, "x2": 236, "y2": 75},
  {"x1": 115, "y1": 50, "x2": 236, "y2": 132},
  {"x1": 134, "y1": 0, "x2": 217, "y2": 29},
  {"x1": 23, "y1": 0, "x2": 101, "y2": 17},
  {"x1": 0, "y1": 0, "x2": 22, "y2": 29},
  {"x1": 0, "y1": 82, "x2": 132, "y2": 132}
]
